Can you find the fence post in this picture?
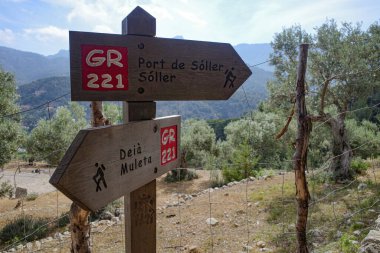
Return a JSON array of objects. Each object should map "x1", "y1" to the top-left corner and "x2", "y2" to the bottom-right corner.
[
  {"x1": 293, "y1": 43, "x2": 311, "y2": 253},
  {"x1": 122, "y1": 7, "x2": 157, "y2": 253},
  {"x1": 69, "y1": 101, "x2": 107, "y2": 253}
]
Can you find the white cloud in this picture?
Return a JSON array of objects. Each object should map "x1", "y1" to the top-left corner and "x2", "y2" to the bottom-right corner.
[
  {"x1": 23, "y1": 25, "x2": 68, "y2": 42},
  {"x1": 0, "y1": 28, "x2": 15, "y2": 44},
  {"x1": 176, "y1": 10, "x2": 207, "y2": 27},
  {"x1": 92, "y1": 24, "x2": 115, "y2": 33}
]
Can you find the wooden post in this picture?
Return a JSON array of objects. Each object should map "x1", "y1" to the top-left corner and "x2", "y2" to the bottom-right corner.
[
  {"x1": 69, "y1": 101, "x2": 107, "y2": 253},
  {"x1": 293, "y1": 44, "x2": 311, "y2": 253},
  {"x1": 122, "y1": 7, "x2": 157, "y2": 253}
]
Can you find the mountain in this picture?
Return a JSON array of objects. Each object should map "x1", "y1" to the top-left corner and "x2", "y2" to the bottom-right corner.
[
  {"x1": 17, "y1": 67, "x2": 273, "y2": 130},
  {"x1": 0, "y1": 43, "x2": 272, "y2": 85},
  {"x1": 18, "y1": 77, "x2": 71, "y2": 130},
  {"x1": 0, "y1": 46, "x2": 69, "y2": 85}
]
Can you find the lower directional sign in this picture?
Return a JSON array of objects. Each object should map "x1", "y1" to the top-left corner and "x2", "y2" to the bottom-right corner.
[{"x1": 49, "y1": 115, "x2": 180, "y2": 212}]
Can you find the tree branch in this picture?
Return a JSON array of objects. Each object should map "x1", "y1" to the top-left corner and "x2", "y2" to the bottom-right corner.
[{"x1": 276, "y1": 102, "x2": 295, "y2": 140}]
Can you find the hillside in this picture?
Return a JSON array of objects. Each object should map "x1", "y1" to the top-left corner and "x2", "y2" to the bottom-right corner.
[
  {"x1": 0, "y1": 43, "x2": 272, "y2": 85},
  {"x1": 0, "y1": 47, "x2": 69, "y2": 85},
  {"x1": 17, "y1": 67, "x2": 272, "y2": 129}
]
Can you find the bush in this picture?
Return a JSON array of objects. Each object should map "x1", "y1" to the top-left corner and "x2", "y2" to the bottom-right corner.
[
  {"x1": 209, "y1": 170, "x2": 225, "y2": 188},
  {"x1": 0, "y1": 216, "x2": 50, "y2": 245},
  {"x1": 0, "y1": 180, "x2": 13, "y2": 199},
  {"x1": 164, "y1": 169, "x2": 198, "y2": 183},
  {"x1": 351, "y1": 157, "x2": 370, "y2": 175},
  {"x1": 25, "y1": 192, "x2": 38, "y2": 201},
  {"x1": 339, "y1": 233, "x2": 360, "y2": 253},
  {"x1": 57, "y1": 213, "x2": 70, "y2": 228}
]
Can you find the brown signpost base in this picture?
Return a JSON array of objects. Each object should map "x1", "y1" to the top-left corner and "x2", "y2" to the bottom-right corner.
[{"x1": 122, "y1": 8, "x2": 157, "y2": 253}]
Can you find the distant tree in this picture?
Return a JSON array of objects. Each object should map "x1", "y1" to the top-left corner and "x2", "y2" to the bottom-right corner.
[
  {"x1": 269, "y1": 20, "x2": 380, "y2": 180},
  {"x1": 181, "y1": 119, "x2": 217, "y2": 167},
  {"x1": 223, "y1": 111, "x2": 294, "y2": 168},
  {"x1": 0, "y1": 70, "x2": 24, "y2": 169},
  {"x1": 103, "y1": 102, "x2": 122, "y2": 124},
  {"x1": 27, "y1": 103, "x2": 86, "y2": 165}
]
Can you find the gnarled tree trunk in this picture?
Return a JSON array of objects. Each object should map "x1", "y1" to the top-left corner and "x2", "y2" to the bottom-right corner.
[{"x1": 327, "y1": 115, "x2": 353, "y2": 181}]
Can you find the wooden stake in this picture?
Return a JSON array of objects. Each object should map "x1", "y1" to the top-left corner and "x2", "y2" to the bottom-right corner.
[
  {"x1": 122, "y1": 7, "x2": 157, "y2": 253},
  {"x1": 69, "y1": 101, "x2": 107, "y2": 253},
  {"x1": 293, "y1": 44, "x2": 311, "y2": 253}
]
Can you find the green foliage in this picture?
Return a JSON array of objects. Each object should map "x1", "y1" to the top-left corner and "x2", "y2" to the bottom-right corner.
[
  {"x1": 25, "y1": 192, "x2": 38, "y2": 201},
  {"x1": 181, "y1": 119, "x2": 217, "y2": 167},
  {"x1": 164, "y1": 169, "x2": 198, "y2": 183},
  {"x1": 57, "y1": 213, "x2": 70, "y2": 228},
  {"x1": 223, "y1": 111, "x2": 294, "y2": 168},
  {"x1": 350, "y1": 157, "x2": 371, "y2": 175},
  {"x1": 222, "y1": 142, "x2": 259, "y2": 183},
  {"x1": 346, "y1": 118, "x2": 380, "y2": 159},
  {"x1": 339, "y1": 233, "x2": 360, "y2": 253},
  {"x1": 26, "y1": 102, "x2": 87, "y2": 165},
  {"x1": 0, "y1": 70, "x2": 25, "y2": 168},
  {"x1": 103, "y1": 102, "x2": 122, "y2": 124},
  {"x1": 207, "y1": 119, "x2": 236, "y2": 141},
  {"x1": 0, "y1": 179, "x2": 13, "y2": 199},
  {"x1": 0, "y1": 216, "x2": 50, "y2": 245}
]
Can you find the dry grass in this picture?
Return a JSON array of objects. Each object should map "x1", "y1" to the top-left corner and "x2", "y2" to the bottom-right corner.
[{"x1": 0, "y1": 165, "x2": 379, "y2": 253}]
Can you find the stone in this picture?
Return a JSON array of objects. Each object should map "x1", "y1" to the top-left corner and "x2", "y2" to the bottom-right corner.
[
  {"x1": 354, "y1": 230, "x2": 361, "y2": 236},
  {"x1": 242, "y1": 245, "x2": 253, "y2": 251},
  {"x1": 224, "y1": 193, "x2": 229, "y2": 196},
  {"x1": 63, "y1": 231, "x2": 70, "y2": 236},
  {"x1": 111, "y1": 216, "x2": 120, "y2": 223},
  {"x1": 206, "y1": 218, "x2": 218, "y2": 226},
  {"x1": 16, "y1": 245, "x2": 23, "y2": 250},
  {"x1": 35, "y1": 241, "x2": 41, "y2": 250},
  {"x1": 256, "y1": 241, "x2": 266, "y2": 248},
  {"x1": 99, "y1": 211, "x2": 113, "y2": 220},
  {"x1": 188, "y1": 245, "x2": 201, "y2": 253},
  {"x1": 166, "y1": 214, "x2": 176, "y2": 218},
  {"x1": 26, "y1": 242, "x2": 33, "y2": 250},
  {"x1": 336, "y1": 230, "x2": 343, "y2": 239},
  {"x1": 358, "y1": 183, "x2": 368, "y2": 191},
  {"x1": 233, "y1": 223, "x2": 239, "y2": 228},
  {"x1": 15, "y1": 187, "x2": 27, "y2": 198}
]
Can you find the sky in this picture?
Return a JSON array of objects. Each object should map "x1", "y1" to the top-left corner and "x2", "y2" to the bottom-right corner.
[{"x1": 0, "y1": 0, "x2": 379, "y2": 56}]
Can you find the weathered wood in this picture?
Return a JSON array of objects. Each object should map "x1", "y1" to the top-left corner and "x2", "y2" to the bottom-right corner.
[
  {"x1": 122, "y1": 6, "x2": 156, "y2": 36},
  {"x1": 293, "y1": 44, "x2": 311, "y2": 253},
  {"x1": 122, "y1": 8, "x2": 157, "y2": 253},
  {"x1": 69, "y1": 31, "x2": 251, "y2": 101},
  {"x1": 50, "y1": 116, "x2": 180, "y2": 212},
  {"x1": 69, "y1": 204, "x2": 91, "y2": 253}
]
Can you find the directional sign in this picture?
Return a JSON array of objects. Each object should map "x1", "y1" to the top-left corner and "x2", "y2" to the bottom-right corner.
[
  {"x1": 70, "y1": 31, "x2": 252, "y2": 101},
  {"x1": 49, "y1": 116, "x2": 180, "y2": 212}
]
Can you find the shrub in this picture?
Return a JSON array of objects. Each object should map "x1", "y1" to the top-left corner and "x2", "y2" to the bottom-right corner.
[
  {"x1": 0, "y1": 180, "x2": 13, "y2": 199},
  {"x1": 164, "y1": 169, "x2": 198, "y2": 183},
  {"x1": 339, "y1": 233, "x2": 360, "y2": 253},
  {"x1": 209, "y1": 170, "x2": 225, "y2": 188},
  {"x1": 25, "y1": 192, "x2": 38, "y2": 201},
  {"x1": 0, "y1": 216, "x2": 50, "y2": 245},
  {"x1": 351, "y1": 157, "x2": 370, "y2": 175},
  {"x1": 57, "y1": 213, "x2": 70, "y2": 228}
]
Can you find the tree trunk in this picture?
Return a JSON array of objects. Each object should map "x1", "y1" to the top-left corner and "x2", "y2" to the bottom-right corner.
[
  {"x1": 69, "y1": 204, "x2": 91, "y2": 253},
  {"x1": 327, "y1": 115, "x2": 353, "y2": 181}
]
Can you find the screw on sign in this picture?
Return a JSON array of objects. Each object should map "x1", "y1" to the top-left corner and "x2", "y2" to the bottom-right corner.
[{"x1": 81, "y1": 45, "x2": 128, "y2": 90}]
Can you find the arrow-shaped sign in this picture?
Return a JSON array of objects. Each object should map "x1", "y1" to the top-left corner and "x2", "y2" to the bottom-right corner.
[
  {"x1": 70, "y1": 31, "x2": 252, "y2": 101},
  {"x1": 50, "y1": 116, "x2": 180, "y2": 212}
]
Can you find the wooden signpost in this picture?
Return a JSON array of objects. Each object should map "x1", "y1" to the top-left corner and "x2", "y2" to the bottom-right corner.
[
  {"x1": 69, "y1": 30, "x2": 251, "y2": 101},
  {"x1": 50, "y1": 115, "x2": 180, "y2": 212},
  {"x1": 50, "y1": 6, "x2": 252, "y2": 253}
]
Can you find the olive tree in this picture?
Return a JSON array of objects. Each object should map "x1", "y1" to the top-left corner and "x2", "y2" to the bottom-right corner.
[
  {"x1": 269, "y1": 20, "x2": 380, "y2": 180},
  {"x1": 0, "y1": 70, "x2": 24, "y2": 169},
  {"x1": 27, "y1": 103, "x2": 86, "y2": 165}
]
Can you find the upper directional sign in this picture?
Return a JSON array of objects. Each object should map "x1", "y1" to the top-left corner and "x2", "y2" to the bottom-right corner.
[
  {"x1": 49, "y1": 116, "x2": 180, "y2": 212},
  {"x1": 70, "y1": 31, "x2": 252, "y2": 101}
]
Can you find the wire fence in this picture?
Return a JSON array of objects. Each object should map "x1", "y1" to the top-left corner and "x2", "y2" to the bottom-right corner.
[{"x1": 0, "y1": 59, "x2": 380, "y2": 253}]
